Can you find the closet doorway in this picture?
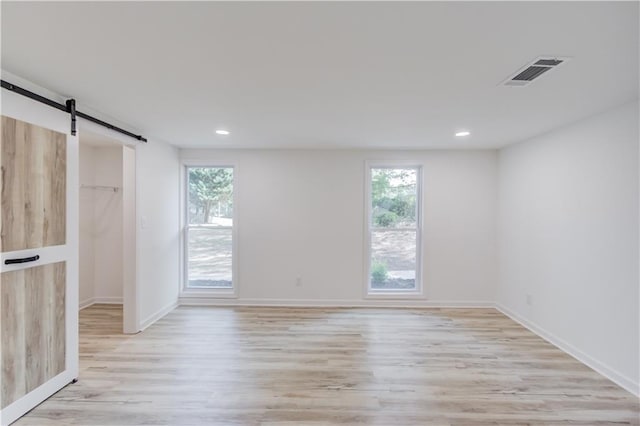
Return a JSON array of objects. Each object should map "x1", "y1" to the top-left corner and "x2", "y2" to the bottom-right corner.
[{"x1": 79, "y1": 129, "x2": 138, "y2": 334}]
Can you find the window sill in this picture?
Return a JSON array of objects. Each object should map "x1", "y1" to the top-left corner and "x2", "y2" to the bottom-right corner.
[
  {"x1": 180, "y1": 289, "x2": 237, "y2": 299},
  {"x1": 365, "y1": 290, "x2": 425, "y2": 300}
]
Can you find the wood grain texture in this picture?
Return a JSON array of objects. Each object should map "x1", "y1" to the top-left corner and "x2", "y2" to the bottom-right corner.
[
  {"x1": 1, "y1": 115, "x2": 66, "y2": 252},
  {"x1": 1, "y1": 262, "x2": 66, "y2": 408},
  {"x1": 13, "y1": 305, "x2": 639, "y2": 425}
]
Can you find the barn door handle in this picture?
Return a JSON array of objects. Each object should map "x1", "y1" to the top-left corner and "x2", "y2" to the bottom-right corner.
[{"x1": 4, "y1": 255, "x2": 40, "y2": 265}]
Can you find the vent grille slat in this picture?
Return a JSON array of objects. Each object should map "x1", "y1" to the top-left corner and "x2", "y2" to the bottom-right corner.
[
  {"x1": 534, "y1": 58, "x2": 563, "y2": 66},
  {"x1": 502, "y1": 56, "x2": 568, "y2": 87},
  {"x1": 512, "y1": 66, "x2": 552, "y2": 81}
]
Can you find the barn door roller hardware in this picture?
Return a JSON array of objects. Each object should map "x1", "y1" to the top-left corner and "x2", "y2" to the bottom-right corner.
[
  {"x1": 66, "y1": 99, "x2": 77, "y2": 136},
  {"x1": 1, "y1": 79, "x2": 147, "y2": 143}
]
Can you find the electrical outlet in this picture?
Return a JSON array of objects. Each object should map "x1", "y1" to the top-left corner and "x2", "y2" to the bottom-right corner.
[
  {"x1": 295, "y1": 277, "x2": 302, "y2": 287},
  {"x1": 526, "y1": 294, "x2": 533, "y2": 306}
]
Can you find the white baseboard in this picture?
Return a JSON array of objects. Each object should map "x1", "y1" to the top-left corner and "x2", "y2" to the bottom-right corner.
[
  {"x1": 79, "y1": 298, "x2": 95, "y2": 310},
  {"x1": 495, "y1": 303, "x2": 639, "y2": 397},
  {"x1": 94, "y1": 297, "x2": 123, "y2": 304},
  {"x1": 139, "y1": 300, "x2": 179, "y2": 331},
  {"x1": 78, "y1": 296, "x2": 122, "y2": 310},
  {"x1": 178, "y1": 297, "x2": 495, "y2": 309}
]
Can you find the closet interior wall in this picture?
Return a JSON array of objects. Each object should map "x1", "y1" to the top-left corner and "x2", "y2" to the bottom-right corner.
[{"x1": 79, "y1": 142, "x2": 124, "y2": 308}]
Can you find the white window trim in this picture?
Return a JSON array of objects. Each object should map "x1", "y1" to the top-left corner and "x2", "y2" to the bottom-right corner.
[
  {"x1": 363, "y1": 160, "x2": 425, "y2": 299},
  {"x1": 180, "y1": 160, "x2": 239, "y2": 299}
]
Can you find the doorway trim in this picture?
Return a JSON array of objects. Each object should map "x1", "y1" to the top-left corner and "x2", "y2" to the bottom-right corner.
[
  {"x1": 121, "y1": 145, "x2": 139, "y2": 333},
  {"x1": 78, "y1": 121, "x2": 141, "y2": 334}
]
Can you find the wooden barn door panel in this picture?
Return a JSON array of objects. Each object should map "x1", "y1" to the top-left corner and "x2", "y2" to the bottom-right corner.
[
  {"x1": 1, "y1": 115, "x2": 66, "y2": 252},
  {"x1": 1, "y1": 115, "x2": 74, "y2": 426},
  {"x1": 1, "y1": 262, "x2": 66, "y2": 408}
]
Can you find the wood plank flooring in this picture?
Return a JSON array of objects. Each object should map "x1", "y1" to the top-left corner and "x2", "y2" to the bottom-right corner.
[{"x1": 15, "y1": 305, "x2": 639, "y2": 425}]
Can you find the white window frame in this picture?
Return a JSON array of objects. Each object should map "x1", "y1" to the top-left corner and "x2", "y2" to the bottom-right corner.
[
  {"x1": 180, "y1": 161, "x2": 238, "y2": 298},
  {"x1": 364, "y1": 161, "x2": 424, "y2": 299}
]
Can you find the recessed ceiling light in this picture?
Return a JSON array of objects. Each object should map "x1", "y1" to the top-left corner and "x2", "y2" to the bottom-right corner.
[
  {"x1": 455, "y1": 131, "x2": 470, "y2": 137},
  {"x1": 215, "y1": 130, "x2": 230, "y2": 135}
]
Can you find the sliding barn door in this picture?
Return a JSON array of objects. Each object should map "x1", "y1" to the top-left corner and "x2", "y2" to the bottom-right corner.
[{"x1": 0, "y1": 116, "x2": 77, "y2": 425}]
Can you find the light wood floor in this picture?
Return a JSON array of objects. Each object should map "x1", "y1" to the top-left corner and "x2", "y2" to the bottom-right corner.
[{"x1": 15, "y1": 305, "x2": 639, "y2": 425}]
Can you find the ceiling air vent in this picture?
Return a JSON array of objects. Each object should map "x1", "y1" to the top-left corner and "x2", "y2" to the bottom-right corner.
[{"x1": 503, "y1": 56, "x2": 569, "y2": 87}]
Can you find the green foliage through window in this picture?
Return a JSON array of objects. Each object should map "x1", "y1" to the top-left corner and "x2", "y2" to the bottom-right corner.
[
  {"x1": 371, "y1": 260, "x2": 388, "y2": 283},
  {"x1": 371, "y1": 168, "x2": 417, "y2": 228},
  {"x1": 188, "y1": 167, "x2": 233, "y2": 224}
]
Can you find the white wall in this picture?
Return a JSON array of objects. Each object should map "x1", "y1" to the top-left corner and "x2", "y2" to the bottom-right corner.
[
  {"x1": 180, "y1": 149, "x2": 498, "y2": 305},
  {"x1": 136, "y1": 140, "x2": 181, "y2": 328},
  {"x1": 79, "y1": 144, "x2": 124, "y2": 306},
  {"x1": 81, "y1": 137, "x2": 180, "y2": 330},
  {"x1": 497, "y1": 101, "x2": 639, "y2": 395},
  {"x1": 93, "y1": 146, "x2": 124, "y2": 302}
]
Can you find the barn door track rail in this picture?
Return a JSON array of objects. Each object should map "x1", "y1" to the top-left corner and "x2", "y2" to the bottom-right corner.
[{"x1": 1, "y1": 79, "x2": 147, "y2": 143}]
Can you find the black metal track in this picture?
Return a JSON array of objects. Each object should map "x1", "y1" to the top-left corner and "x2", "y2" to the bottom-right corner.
[
  {"x1": 1, "y1": 80, "x2": 67, "y2": 112},
  {"x1": 1, "y1": 80, "x2": 147, "y2": 143}
]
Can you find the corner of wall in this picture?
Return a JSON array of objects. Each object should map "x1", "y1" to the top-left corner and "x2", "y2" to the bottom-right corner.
[
  {"x1": 495, "y1": 100, "x2": 640, "y2": 397},
  {"x1": 135, "y1": 137, "x2": 181, "y2": 331}
]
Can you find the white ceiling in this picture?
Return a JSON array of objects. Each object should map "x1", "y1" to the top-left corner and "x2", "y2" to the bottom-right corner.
[{"x1": 1, "y1": 2, "x2": 638, "y2": 149}]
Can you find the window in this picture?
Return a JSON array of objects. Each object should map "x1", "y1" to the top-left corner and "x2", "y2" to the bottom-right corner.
[
  {"x1": 185, "y1": 166, "x2": 234, "y2": 290},
  {"x1": 366, "y1": 165, "x2": 422, "y2": 294}
]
